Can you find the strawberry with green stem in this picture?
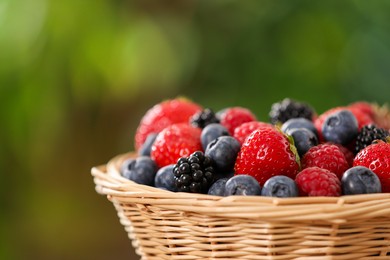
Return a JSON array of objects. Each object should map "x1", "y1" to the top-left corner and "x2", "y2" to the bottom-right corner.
[{"x1": 234, "y1": 127, "x2": 300, "y2": 186}]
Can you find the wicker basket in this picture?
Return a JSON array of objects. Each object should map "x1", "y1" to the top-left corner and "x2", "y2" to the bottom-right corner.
[{"x1": 92, "y1": 152, "x2": 390, "y2": 260}]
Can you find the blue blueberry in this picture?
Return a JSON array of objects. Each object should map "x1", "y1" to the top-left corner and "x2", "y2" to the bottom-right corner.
[
  {"x1": 288, "y1": 128, "x2": 318, "y2": 157},
  {"x1": 341, "y1": 166, "x2": 382, "y2": 195},
  {"x1": 155, "y1": 164, "x2": 177, "y2": 192},
  {"x1": 261, "y1": 175, "x2": 298, "y2": 198},
  {"x1": 121, "y1": 156, "x2": 157, "y2": 186},
  {"x1": 281, "y1": 118, "x2": 318, "y2": 137},
  {"x1": 201, "y1": 123, "x2": 230, "y2": 150},
  {"x1": 322, "y1": 110, "x2": 358, "y2": 145},
  {"x1": 205, "y1": 136, "x2": 240, "y2": 172},
  {"x1": 224, "y1": 175, "x2": 262, "y2": 196},
  {"x1": 214, "y1": 171, "x2": 234, "y2": 181},
  {"x1": 138, "y1": 133, "x2": 158, "y2": 156},
  {"x1": 120, "y1": 158, "x2": 135, "y2": 174},
  {"x1": 208, "y1": 178, "x2": 229, "y2": 196}
]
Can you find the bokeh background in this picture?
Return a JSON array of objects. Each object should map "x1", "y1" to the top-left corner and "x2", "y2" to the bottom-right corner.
[{"x1": 2, "y1": 0, "x2": 390, "y2": 259}]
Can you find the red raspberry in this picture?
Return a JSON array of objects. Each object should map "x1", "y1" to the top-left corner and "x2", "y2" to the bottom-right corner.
[
  {"x1": 233, "y1": 121, "x2": 274, "y2": 145},
  {"x1": 353, "y1": 141, "x2": 390, "y2": 192},
  {"x1": 151, "y1": 124, "x2": 202, "y2": 168},
  {"x1": 301, "y1": 143, "x2": 349, "y2": 179},
  {"x1": 334, "y1": 144, "x2": 354, "y2": 167},
  {"x1": 234, "y1": 128, "x2": 300, "y2": 186},
  {"x1": 219, "y1": 107, "x2": 257, "y2": 135},
  {"x1": 295, "y1": 167, "x2": 341, "y2": 196},
  {"x1": 314, "y1": 106, "x2": 374, "y2": 142},
  {"x1": 135, "y1": 98, "x2": 202, "y2": 150}
]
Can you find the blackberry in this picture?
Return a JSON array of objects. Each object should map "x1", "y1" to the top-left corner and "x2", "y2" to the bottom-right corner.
[
  {"x1": 269, "y1": 98, "x2": 315, "y2": 124},
  {"x1": 190, "y1": 108, "x2": 219, "y2": 129},
  {"x1": 355, "y1": 124, "x2": 389, "y2": 154},
  {"x1": 173, "y1": 151, "x2": 215, "y2": 193}
]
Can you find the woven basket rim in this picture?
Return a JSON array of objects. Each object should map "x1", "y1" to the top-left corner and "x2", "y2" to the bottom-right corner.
[{"x1": 92, "y1": 152, "x2": 390, "y2": 209}]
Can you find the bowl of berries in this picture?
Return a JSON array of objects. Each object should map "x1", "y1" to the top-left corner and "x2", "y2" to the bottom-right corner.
[{"x1": 92, "y1": 97, "x2": 390, "y2": 259}]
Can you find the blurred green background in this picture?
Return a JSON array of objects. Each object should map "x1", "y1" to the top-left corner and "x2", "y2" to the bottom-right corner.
[{"x1": 2, "y1": 0, "x2": 390, "y2": 259}]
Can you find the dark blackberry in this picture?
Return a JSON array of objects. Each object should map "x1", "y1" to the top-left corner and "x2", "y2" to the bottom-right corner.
[
  {"x1": 269, "y1": 98, "x2": 315, "y2": 124},
  {"x1": 173, "y1": 151, "x2": 215, "y2": 193},
  {"x1": 190, "y1": 108, "x2": 219, "y2": 128},
  {"x1": 355, "y1": 124, "x2": 389, "y2": 154}
]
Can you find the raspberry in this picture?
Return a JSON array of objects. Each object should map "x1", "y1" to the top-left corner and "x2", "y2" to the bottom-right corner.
[
  {"x1": 151, "y1": 124, "x2": 202, "y2": 168},
  {"x1": 218, "y1": 107, "x2": 257, "y2": 135},
  {"x1": 269, "y1": 98, "x2": 315, "y2": 124},
  {"x1": 173, "y1": 151, "x2": 215, "y2": 193},
  {"x1": 334, "y1": 144, "x2": 354, "y2": 167},
  {"x1": 355, "y1": 125, "x2": 389, "y2": 154},
  {"x1": 295, "y1": 167, "x2": 341, "y2": 197},
  {"x1": 353, "y1": 141, "x2": 390, "y2": 192},
  {"x1": 234, "y1": 127, "x2": 300, "y2": 186},
  {"x1": 135, "y1": 98, "x2": 202, "y2": 150},
  {"x1": 301, "y1": 143, "x2": 349, "y2": 179},
  {"x1": 233, "y1": 121, "x2": 274, "y2": 145},
  {"x1": 190, "y1": 108, "x2": 219, "y2": 129}
]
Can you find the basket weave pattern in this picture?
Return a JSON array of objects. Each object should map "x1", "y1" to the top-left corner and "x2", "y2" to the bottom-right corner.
[{"x1": 92, "y1": 153, "x2": 390, "y2": 259}]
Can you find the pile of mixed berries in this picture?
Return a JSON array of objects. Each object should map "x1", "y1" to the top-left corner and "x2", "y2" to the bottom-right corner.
[{"x1": 120, "y1": 97, "x2": 390, "y2": 197}]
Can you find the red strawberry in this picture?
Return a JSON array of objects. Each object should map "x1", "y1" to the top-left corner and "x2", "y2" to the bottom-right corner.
[
  {"x1": 301, "y1": 143, "x2": 349, "y2": 179},
  {"x1": 234, "y1": 128, "x2": 300, "y2": 186},
  {"x1": 348, "y1": 107, "x2": 374, "y2": 129},
  {"x1": 218, "y1": 107, "x2": 257, "y2": 135},
  {"x1": 295, "y1": 167, "x2": 341, "y2": 196},
  {"x1": 233, "y1": 121, "x2": 274, "y2": 145},
  {"x1": 348, "y1": 101, "x2": 375, "y2": 119},
  {"x1": 353, "y1": 141, "x2": 390, "y2": 192},
  {"x1": 135, "y1": 98, "x2": 202, "y2": 150},
  {"x1": 151, "y1": 124, "x2": 202, "y2": 168}
]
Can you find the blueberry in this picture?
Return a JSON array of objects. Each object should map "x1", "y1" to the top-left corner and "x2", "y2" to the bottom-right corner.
[
  {"x1": 281, "y1": 118, "x2": 318, "y2": 137},
  {"x1": 205, "y1": 136, "x2": 240, "y2": 172},
  {"x1": 120, "y1": 158, "x2": 135, "y2": 175},
  {"x1": 121, "y1": 156, "x2": 157, "y2": 186},
  {"x1": 288, "y1": 128, "x2": 318, "y2": 157},
  {"x1": 201, "y1": 123, "x2": 230, "y2": 150},
  {"x1": 208, "y1": 178, "x2": 229, "y2": 196},
  {"x1": 261, "y1": 175, "x2": 298, "y2": 198},
  {"x1": 155, "y1": 164, "x2": 177, "y2": 191},
  {"x1": 341, "y1": 166, "x2": 381, "y2": 195},
  {"x1": 322, "y1": 110, "x2": 358, "y2": 145},
  {"x1": 224, "y1": 175, "x2": 262, "y2": 196},
  {"x1": 214, "y1": 171, "x2": 234, "y2": 181},
  {"x1": 138, "y1": 133, "x2": 158, "y2": 156}
]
